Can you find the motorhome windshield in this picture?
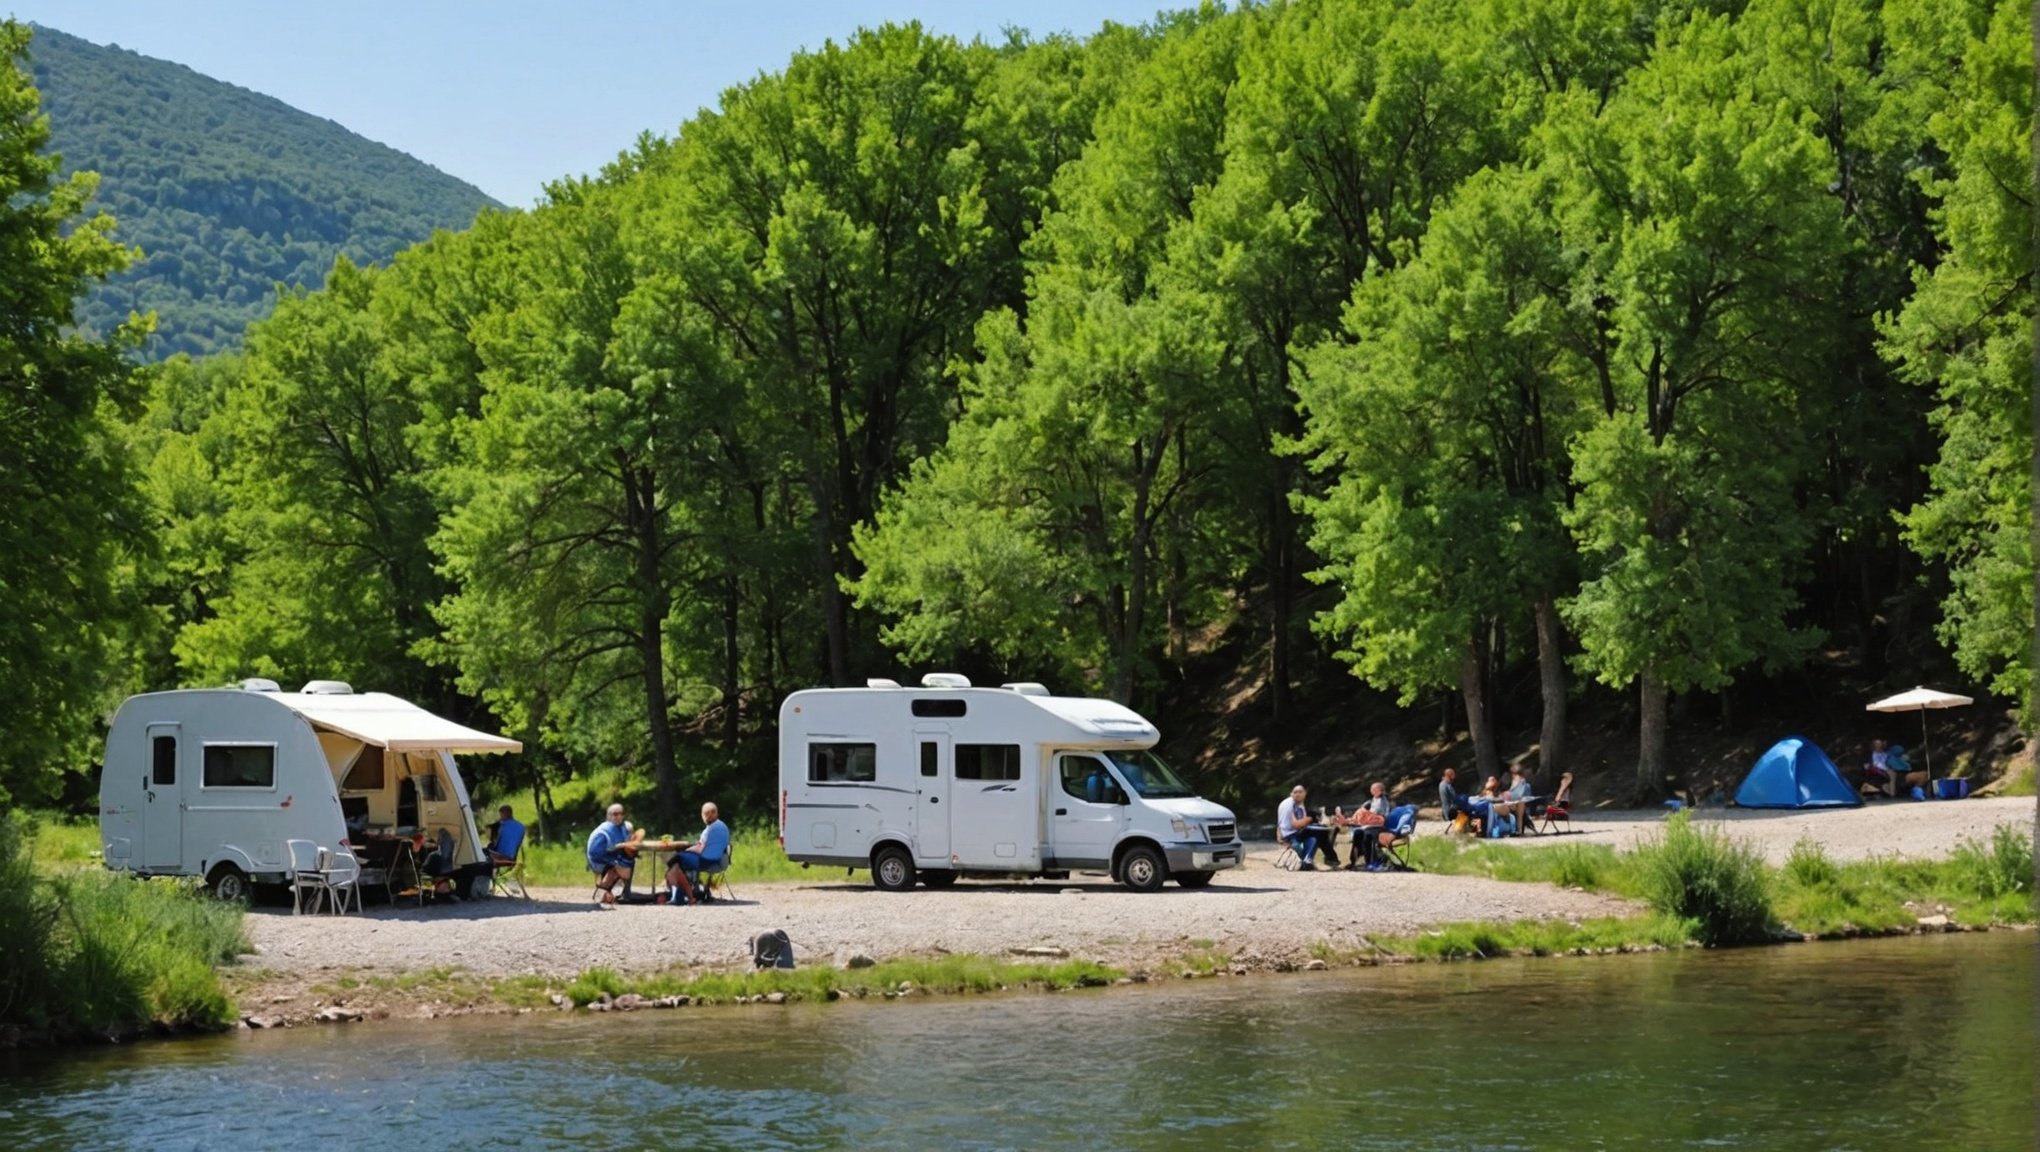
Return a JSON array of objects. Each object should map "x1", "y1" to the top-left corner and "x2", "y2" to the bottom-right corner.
[{"x1": 1105, "y1": 749, "x2": 1195, "y2": 799}]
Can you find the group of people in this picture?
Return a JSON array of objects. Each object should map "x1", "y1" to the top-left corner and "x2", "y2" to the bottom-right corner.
[
  {"x1": 1276, "y1": 782, "x2": 1403, "y2": 871},
  {"x1": 586, "y1": 801, "x2": 730, "y2": 908},
  {"x1": 1437, "y1": 763, "x2": 1542, "y2": 838}
]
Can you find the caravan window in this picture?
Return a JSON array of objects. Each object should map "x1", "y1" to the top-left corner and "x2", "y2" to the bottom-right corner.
[
  {"x1": 151, "y1": 735, "x2": 177, "y2": 786},
  {"x1": 342, "y1": 750, "x2": 385, "y2": 791},
  {"x1": 809, "y1": 742, "x2": 877, "y2": 783},
  {"x1": 955, "y1": 744, "x2": 1021, "y2": 782},
  {"x1": 202, "y1": 744, "x2": 276, "y2": 789}
]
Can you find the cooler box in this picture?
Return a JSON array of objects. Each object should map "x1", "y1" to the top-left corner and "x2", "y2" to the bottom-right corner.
[{"x1": 1933, "y1": 778, "x2": 1970, "y2": 800}]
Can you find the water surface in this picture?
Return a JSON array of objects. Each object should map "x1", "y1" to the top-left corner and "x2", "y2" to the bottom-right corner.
[{"x1": 1, "y1": 932, "x2": 2031, "y2": 1150}]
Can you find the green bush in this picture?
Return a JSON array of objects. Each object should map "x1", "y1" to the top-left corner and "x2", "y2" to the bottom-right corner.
[
  {"x1": 1783, "y1": 838, "x2": 1839, "y2": 889},
  {"x1": 1947, "y1": 826, "x2": 2034, "y2": 902},
  {"x1": 1550, "y1": 844, "x2": 1614, "y2": 890},
  {"x1": 1632, "y1": 812, "x2": 1774, "y2": 946},
  {"x1": 0, "y1": 815, "x2": 55, "y2": 1033}
]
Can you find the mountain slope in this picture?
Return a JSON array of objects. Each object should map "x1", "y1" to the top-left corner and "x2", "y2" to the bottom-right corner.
[{"x1": 25, "y1": 24, "x2": 500, "y2": 359}]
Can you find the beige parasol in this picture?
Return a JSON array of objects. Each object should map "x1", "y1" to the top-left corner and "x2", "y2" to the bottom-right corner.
[{"x1": 1865, "y1": 686, "x2": 1974, "y2": 778}]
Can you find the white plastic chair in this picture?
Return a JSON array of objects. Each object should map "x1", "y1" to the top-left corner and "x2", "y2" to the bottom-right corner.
[
  {"x1": 288, "y1": 839, "x2": 333, "y2": 915},
  {"x1": 1272, "y1": 840, "x2": 1301, "y2": 871},
  {"x1": 325, "y1": 847, "x2": 363, "y2": 915}
]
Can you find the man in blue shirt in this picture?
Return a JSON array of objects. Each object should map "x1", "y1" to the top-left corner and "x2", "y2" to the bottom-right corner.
[
  {"x1": 486, "y1": 805, "x2": 526, "y2": 865},
  {"x1": 665, "y1": 801, "x2": 731, "y2": 905},
  {"x1": 586, "y1": 803, "x2": 642, "y2": 908}
]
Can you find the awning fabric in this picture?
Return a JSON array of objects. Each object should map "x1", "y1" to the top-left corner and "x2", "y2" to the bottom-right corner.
[{"x1": 275, "y1": 691, "x2": 522, "y2": 753}]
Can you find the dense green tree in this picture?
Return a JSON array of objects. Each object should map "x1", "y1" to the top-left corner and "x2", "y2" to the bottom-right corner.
[
  {"x1": 0, "y1": 19, "x2": 146, "y2": 805},
  {"x1": 1880, "y1": 0, "x2": 2033, "y2": 711},
  {"x1": 1541, "y1": 13, "x2": 1848, "y2": 796}
]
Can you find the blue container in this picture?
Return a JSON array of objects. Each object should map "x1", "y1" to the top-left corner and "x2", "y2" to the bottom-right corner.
[{"x1": 1933, "y1": 778, "x2": 1971, "y2": 801}]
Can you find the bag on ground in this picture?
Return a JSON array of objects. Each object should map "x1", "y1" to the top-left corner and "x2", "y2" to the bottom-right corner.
[{"x1": 751, "y1": 929, "x2": 795, "y2": 970}]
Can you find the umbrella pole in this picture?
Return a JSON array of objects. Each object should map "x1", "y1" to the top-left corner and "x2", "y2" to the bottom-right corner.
[{"x1": 1919, "y1": 708, "x2": 1931, "y2": 780}]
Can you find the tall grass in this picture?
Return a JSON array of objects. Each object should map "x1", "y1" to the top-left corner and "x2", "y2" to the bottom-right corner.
[
  {"x1": 1, "y1": 814, "x2": 248, "y2": 1043},
  {"x1": 1631, "y1": 812, "x2": 1774, "y2": 946},
  {"x1": 518, "y1": 824, "x2": 857, "y2": 888}
]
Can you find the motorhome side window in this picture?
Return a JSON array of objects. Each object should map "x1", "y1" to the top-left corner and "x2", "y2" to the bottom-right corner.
[
  {"x1": 910, "y1": 698, "x2": 966, "y2": 718},
  {"x1": 202, "y1": 744, "x2": 276, "y2": 789},
  {"x1": 809, "y1": 742, "x2": 877, "y2": 783},
  {"x1": 955, "y1": 744, "x2": 1021, "y2": 781}
]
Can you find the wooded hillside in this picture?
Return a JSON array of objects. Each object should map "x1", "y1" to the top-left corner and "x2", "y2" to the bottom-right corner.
[{"x1": 24, "y1": 24, "x2": 498, "y2": 359}]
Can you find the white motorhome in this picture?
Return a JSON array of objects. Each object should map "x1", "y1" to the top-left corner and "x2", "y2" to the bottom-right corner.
[
  {"x1": 777, "y1": 674, "x2": 1241, "y2": 892},
  {"x1": 99, "y1": 679, "x2": 520, "y2": 901}
]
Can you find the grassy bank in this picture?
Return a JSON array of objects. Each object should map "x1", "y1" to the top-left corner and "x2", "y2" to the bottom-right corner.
[
  {"x1": 2, "y1": 815, "x2": 249, "y2": 1045},
  {"x1": 1404, "y1": 814, "x2": 2035, "y2": 942}
]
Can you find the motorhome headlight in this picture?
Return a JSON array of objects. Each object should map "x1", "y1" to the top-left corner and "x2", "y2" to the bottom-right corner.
[{"x1": 1170, "y1": 817, "x2": 1198, "y2": 840}]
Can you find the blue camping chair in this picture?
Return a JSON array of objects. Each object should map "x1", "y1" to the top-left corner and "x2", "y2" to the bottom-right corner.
[{"x1": 1376, "y1": 805, "x2": 1418, "y2": 871}]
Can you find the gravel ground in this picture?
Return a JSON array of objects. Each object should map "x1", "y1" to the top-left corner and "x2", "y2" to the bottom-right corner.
[{"x1": 243, "y1": 796, "x2": 2034, "y2": 982}]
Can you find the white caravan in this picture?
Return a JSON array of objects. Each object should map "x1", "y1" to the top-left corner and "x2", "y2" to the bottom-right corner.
[
  {"x1": 777, "y1": 674, "x2": 1241, "y2": 892},
  {"x1": 99, "y1": 679, "x2": 520, "y2": 900}
]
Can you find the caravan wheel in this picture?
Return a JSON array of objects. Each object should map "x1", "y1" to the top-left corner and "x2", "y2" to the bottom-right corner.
[
  {"x1": 871, "y1": 845, "x2": 917, "y2": 892},
  {"x1": 207, "y1": 865, "x2": 251, "y2": 904}
]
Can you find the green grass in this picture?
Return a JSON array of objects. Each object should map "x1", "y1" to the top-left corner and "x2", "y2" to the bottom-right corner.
[
  {"x1": 1995, "y1": 763, "x2": 2035, "y2": 797},
  {"x1": 1380, "y1": 914, "x2": 1694, "y2": 961},
  {"x1": 493, "y1": 954, "x2": 1124, "y2": 1009},
  {"x1": 3, "y1": 815, "x2": 248, "y2": 1042}
]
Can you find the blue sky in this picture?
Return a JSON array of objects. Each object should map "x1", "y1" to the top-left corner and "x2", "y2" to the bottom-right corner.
[{"x1": 7, "y1": 1, "x2": 1171, "y2": 205}]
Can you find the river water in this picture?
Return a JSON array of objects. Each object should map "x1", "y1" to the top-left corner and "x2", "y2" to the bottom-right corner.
[{"x1": 1, "y1": 932, "x2": 2032, "y2": 1150}]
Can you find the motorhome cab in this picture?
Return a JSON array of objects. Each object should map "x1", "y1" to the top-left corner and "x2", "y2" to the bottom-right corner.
[
  {"x1": 777, "y1": 674, "x2": 1241, "y2": 892},
  {"x1": 99, "y1": 679, "x2": 520, "y2": 901}
]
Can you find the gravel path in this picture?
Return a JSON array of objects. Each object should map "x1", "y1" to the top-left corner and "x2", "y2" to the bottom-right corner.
[{"x1": 242, "y1": 797, "x2": 2033, "y2": 982}]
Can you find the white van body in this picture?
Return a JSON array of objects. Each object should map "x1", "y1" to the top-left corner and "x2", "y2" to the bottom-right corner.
[
  {"x1": 777, "y1": 676, "x2": 1241, "y2": 891},
  {"x1": 99, "y1": 680, "x2": 519, "y2": 900}
]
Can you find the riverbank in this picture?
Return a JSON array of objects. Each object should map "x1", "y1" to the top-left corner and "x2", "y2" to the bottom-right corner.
[{"x1": 220, "y1": 797, "x2": 2034, "y2": 1029}]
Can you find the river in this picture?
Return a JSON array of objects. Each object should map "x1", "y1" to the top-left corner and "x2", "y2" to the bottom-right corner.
[{"x1": 0, "y1": 932, "x2": 2031, "y2": 1150}]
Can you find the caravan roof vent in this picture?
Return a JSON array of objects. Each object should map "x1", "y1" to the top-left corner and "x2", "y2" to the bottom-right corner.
[
  {"x1": 239, "y1": 678, "x2": 282, "y2": 693},
  {"x1": 865, "y1": 678, "x2": 902, "y2": 689},
  {"x1": 1001, "y1": 682, "x2": 1050, "y2": 696},
  {"x1": 301, "y1": 680, "x2": 354, "y2": 695},
  {"x1": 920, "y1": 672, "x2": 972, "y2": 689}
]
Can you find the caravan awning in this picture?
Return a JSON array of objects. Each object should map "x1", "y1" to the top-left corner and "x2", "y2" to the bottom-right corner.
[{"x1": 275, "y1": 691, "x2": 522, "y2": 753}]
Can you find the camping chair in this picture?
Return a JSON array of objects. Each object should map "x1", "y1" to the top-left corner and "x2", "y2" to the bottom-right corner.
[
  {"x1": 1375, "y1": 806, "x2": 1418, "y2": 872},
  {"x1": 698, "y1": 843, "x2": 734, "y2": 902},
  {"x1": 1536, "y1": 774, "x2": 1574, "y2": 835},
  {"x1": 1272, "y1": 835, "x2": 1302, "y2": 871},
  {"x1": 325, "y1": 847, "x2": 363, "y2": 915},
  {"x1": 488, "y1": 844, "x2": 531, "y2": 900},
  {"x1": 288, "y1": 839, "x2": 339, "y2": 914}
]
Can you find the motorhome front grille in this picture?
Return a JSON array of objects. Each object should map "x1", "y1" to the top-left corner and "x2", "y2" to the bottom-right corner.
[{"x1": 1206, "y1": 822, "x2": 1236, "y2": 843}]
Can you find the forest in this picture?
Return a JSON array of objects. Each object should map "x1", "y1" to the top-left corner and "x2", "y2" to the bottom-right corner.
[
  {"x1": 1, "y1": 0, "x2": 2031, "y2": 833},
  {"x1": 22, "y1": 23, "x2": 498, "y2": 360}
]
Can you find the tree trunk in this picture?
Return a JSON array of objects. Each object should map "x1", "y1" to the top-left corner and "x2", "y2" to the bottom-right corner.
[
  {"x1": 721, "y1": 573, "x2": 742, "y2": 752},
  {"x1": 626, "y1": 464, "x2": 681, "y2": 830},
  {"x1": 1459, "y1": 635, "x2": 1502, "y2": 784},
  {"x1": 1268, "y1": 490, "x2": 1294, "y2": 728},
  {"x1": 1637, "y1": 671, "x2": 1669, "y2": 802},
  {"x1": 1534, "y1": 597, "x2": 1567, "y2": 778}
]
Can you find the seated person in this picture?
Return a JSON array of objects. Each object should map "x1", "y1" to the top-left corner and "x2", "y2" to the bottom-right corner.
[
  {"x1": 1277, "y1": 786, "x2": 1338, "y2": 871},
  {"x1": 664, "y1": 802, "x2": 732, "y2": 905},
  {"x1": 485, "y1": 805, "x2": 526, "y2": 864},
  {"x1": 1492, "y1": 764, "x2": 1533, "y2": 834},
  {"x1": 1887, "y1": 745, "x2": 1925, "y2": 796},
  {"x1": 1341, "y1": 782, "x2": 1393, "y2": 869},
  {"x1": 1862, "y1": 739, "x2": 1894, "y2": 796},
  {"x1": 586, "y1": 803, "x2": 643, "y2": 909},
  {"x1": 1439, "y1": 767, "x2": 1488, "y2": 833}
]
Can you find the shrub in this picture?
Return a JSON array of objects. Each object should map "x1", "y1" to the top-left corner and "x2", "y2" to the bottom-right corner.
[
  {"x1": 1947, "y1": 827, "x2": 2034, "y2": 902},
  {"x1": 46, "y1": 870, "x2": 246, "y2": 1035},
  {"x1": 0, "y1": 814, "x2": 56, "y2": 1033},
  {"x1": 1632, "y1": 812, "x2": 1774, "y2": 946},
  {"x1": 1550, "y1": 844, "x2": 1613, "y2": 890},
  {"x1": 1783, "y1": 838, "x2": 1839, "y2": 889}
]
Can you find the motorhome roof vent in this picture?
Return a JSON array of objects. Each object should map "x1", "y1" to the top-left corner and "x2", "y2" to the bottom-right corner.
[
  {"x1": 920, "y1": 672, "x2": 972, "y2": 689},
  {"x1": 1001, "y1": 682, "x2": 1050, "y2": 696},
  {"x1": 301, "y1": 680, "x2": 354, "y2": 695},
  {"x1": 866, "y1": 678, "x2": 902, "y2": 689},
  {"x1": 239, "y1": 677, "x2": 282, "y2": 693}
]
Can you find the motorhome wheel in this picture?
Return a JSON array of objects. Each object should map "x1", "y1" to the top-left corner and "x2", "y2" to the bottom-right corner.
[
  {"x1": 207, "y1": 864, "x2": 251, "y2": 903},
  {"x1": 1117, "y1": 845, "x2": 1166, "y2": 893},
  {"x1": 920, "y1": 869, "x2": 958, "y2": 889},
  {"x1": 872, "y1": 845, "x2": 917, "y2": 892},
  {"x1": 1174, "y1": 871, "x2": 1215, "y2": 889}
]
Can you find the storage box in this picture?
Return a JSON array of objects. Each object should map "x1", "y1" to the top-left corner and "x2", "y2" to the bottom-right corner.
[{"x1": 1933, "y1": 778, "x2": 1971, "y2": 800}]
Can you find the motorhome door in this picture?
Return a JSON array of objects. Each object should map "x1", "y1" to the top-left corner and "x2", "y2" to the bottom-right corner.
[
  {"x1": 142, "y1": 723, "x2": 184, "y2": 870},
  {"x1": 1049, "y1": 752, "x2": 1124, "y2": 869},
  {"x1": 949, "y1": 741, "x2": 1029, "y2": 867},
  {"x1": 913, "y1": 728, "x2": 951, "y2": 861}
]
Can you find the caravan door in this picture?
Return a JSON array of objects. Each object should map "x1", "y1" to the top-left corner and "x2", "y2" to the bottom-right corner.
[
  {"x1": 949, "y1": 741, "x2": 1033, "y2": 867},
  {"x1": 913, "y1": 728, "x2": 951, "y2": 862},
  {"x1": 142, "y1": 723, "x2": 184, "y2": 871}
]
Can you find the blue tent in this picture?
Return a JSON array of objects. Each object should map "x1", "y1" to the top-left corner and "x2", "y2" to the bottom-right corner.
[{"x1": 1734, "y1": 737, "x2": 1863, "y2": 809}]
